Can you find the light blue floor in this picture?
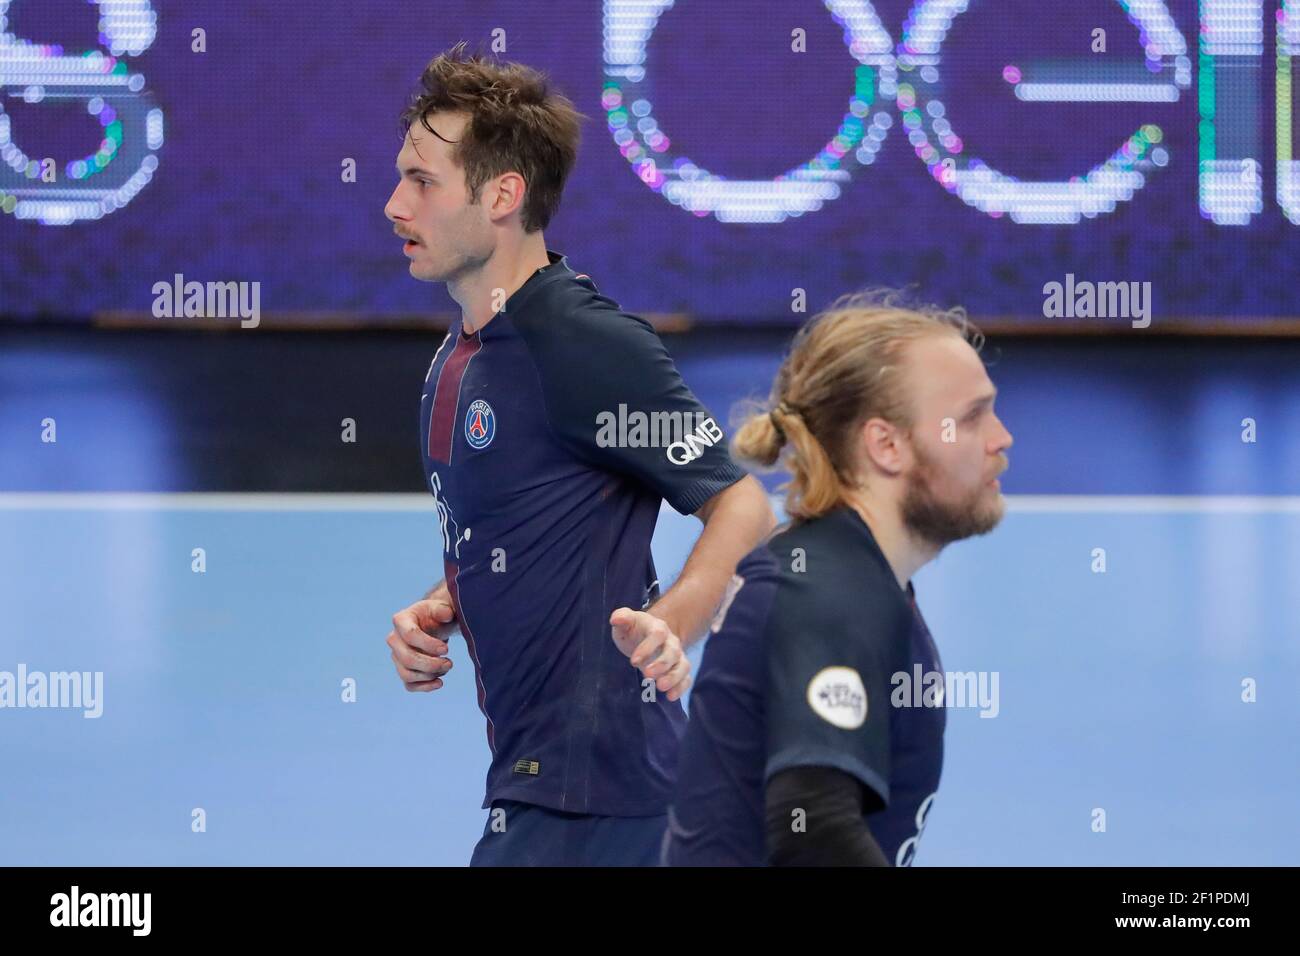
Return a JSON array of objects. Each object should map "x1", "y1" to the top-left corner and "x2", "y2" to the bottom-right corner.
[{"x1": 0, "y1": 497, "x2": 1296, "y2": 865}]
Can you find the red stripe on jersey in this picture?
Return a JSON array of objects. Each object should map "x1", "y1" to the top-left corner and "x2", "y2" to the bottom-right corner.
[
  {"x1": 445, "y1": 562, "x2": 495, "y2": 754},
  {"x1": 427, "y1": 332, "x2": 482, "y2": 465}
]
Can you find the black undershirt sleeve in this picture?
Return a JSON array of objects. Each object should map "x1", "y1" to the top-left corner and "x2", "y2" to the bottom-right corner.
[{"x1": 765, "y1": 766, "x2": 890, "y2": 866}]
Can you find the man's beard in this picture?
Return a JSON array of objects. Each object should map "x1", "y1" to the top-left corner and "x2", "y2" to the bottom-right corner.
[{"x1": 901, "y1": 446, "x2": 1005, "y2": 549}]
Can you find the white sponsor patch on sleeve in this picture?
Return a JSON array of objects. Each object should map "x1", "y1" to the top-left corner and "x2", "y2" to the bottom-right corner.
[
  {"x1": 806, "y1": 666, "x2": 868, "y2": 729},
  {"x1": 709, "y1": 573, "x2": 746, "y2": 634}
]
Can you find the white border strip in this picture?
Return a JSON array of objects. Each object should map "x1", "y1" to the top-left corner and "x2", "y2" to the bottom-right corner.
[{"x1": 0, "y1": 493, "x2": 1299, "y2": 514}]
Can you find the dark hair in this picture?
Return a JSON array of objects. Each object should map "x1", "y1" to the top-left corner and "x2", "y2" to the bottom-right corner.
[{"x1": 398, "y1": 42, "x2": 585, "y2": 233}]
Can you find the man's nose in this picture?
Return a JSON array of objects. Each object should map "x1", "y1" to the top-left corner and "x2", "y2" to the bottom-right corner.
[
  {"x1": 993, "y1": 414, "x2": 1013, "y2": 452},
  {"x1": 384, "y1": 187, "x2": 406, "y2": 224}
]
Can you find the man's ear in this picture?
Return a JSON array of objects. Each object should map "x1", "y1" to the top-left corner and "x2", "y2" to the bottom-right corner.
[
  {"x1": 861, "y1": 417, "x2": 907, "y2": 478},
  {"x1": 486, "y1": 171, "x2": 527, "y2": 223}
]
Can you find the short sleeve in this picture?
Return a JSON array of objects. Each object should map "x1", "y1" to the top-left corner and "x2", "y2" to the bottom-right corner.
[
  {"x1": 762, "y1": 576, "x2": 907, "y2": 807},
  {"x1": 518, "y1": 296, "x2": 745, "y2": 515}
]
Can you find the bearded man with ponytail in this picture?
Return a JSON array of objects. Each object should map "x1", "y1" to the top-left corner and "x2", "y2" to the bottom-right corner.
[{"x1": 663, "y1": 291, "x2": 1014, "y2": 866}]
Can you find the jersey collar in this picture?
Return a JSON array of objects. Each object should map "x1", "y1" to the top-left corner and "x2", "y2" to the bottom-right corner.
[
  {"x1": 461, "y1": 250, "x2": 573, "y2": 340},
  {"x1": 508, "y1": 249, "x2": 573, "y2": 307}
]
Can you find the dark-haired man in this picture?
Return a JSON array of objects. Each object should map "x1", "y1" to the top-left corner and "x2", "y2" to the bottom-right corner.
[{"x1": 381, "y1": 45, "x2": 775, "y2": 866}]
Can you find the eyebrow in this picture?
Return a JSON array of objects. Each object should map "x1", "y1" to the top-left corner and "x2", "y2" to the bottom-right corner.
[
  {"x1": 963, "y1": 389, "x2": 998, "y2": 414},
  {"x1": 397, "y1": 165, "x2": 438, "y2": 179}
]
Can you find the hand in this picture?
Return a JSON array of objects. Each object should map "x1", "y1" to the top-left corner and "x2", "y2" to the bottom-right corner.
[
  {"x1": 610, "y1": 608, "x2": 692, "y2": 702},
  {"x1": 387, "y1": 595, "x2": 457, "y2": 693}
]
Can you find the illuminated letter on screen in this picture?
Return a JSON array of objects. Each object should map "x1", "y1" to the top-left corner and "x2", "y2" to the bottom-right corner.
[
  {"x1": 898, "y1": 0, "x2": 1192, "y2": 224},
  {"x1": 602, "y1": 0, "x2": 896, "y2": 223},
  {"x1": 0, "y1": 0, "x2": 164, "y2": 225}
]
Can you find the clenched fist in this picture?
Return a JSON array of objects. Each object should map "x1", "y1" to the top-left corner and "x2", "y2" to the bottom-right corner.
[{"x1": 387, "y1": 588, "x2": 458, "y2": 693}]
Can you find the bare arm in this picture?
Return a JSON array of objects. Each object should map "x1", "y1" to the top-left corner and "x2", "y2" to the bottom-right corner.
[
  {"x1": 649, "y1": 474, "x2": 776, "y2": 648},
  {"x1": 608, "y1": 475, "x2": 775, "y2": 701}
]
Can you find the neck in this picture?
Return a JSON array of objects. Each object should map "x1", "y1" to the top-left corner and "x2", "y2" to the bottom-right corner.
[
  {"x1": 450, "y1": 230, "x2": 551, "y2": 334},
  {"x1": 842, "y1": 489, "x2": 941, "y2": 591}
]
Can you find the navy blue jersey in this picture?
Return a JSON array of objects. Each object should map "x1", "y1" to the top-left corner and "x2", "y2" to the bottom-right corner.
[
  {"x1": 664, "y1": 506, "x2": 946, "y2": 865},
  {"x1": 419, "y1": 250, "x2": 745, "y2": 817}
]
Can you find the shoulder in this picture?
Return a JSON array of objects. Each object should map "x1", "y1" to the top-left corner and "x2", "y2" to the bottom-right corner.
[
  {"x1": 512, "y1": 273, "x2": 659, "y2": 353},
  {"x1": 702, "y1": 544, "x2": 782, "y2": 647},
  {"x1": 763, "y1": 511, "x2": 912, "y2": 656},
  {"x1": 711, "y1": 545, "x2": 781, "y2": 623},
  {"x1": 736, "y1": 541, "x2": 782, "y2": 584}
]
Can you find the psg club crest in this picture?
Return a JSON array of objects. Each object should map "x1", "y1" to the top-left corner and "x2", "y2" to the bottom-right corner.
[{"x1": 464, "y1": 399, "x2": 496, "y2": 450}]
